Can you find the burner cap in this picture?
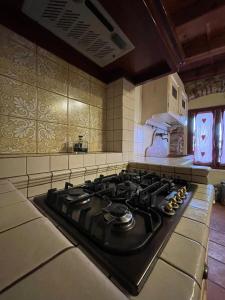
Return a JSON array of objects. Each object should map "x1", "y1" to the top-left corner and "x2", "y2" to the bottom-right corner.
[
  {"x1": 64, "y1": 188, "x2": 90, "y2": 205},
  {"x1": 103, "y1": 203, "x2": 135, "y2": 231},
  {"x1": 68, "y1": 188, "x2": 86, "y2": 196},
  {"x1": 107, "y1": 203, "x2": 129, "y2": 217}
]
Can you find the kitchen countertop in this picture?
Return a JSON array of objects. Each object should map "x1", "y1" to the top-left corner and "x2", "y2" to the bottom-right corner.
[
  {"x1": 0, "y1": 179, "x2": 214, "y2": 300},
  {"x1": 131, "y1": 155, "x2": 193, "y2": 167}
]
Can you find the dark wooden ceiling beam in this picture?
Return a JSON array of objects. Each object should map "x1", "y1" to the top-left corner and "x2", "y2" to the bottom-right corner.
[
  {"x1": 179, "y1": 58, "x2": 225, "y2": 82},
  {"x1": 166, "y1": 0, "x2": 225, "y2": 27},
  {"x1": 182, "y1": 29, "x2": 225, "y2": 62},
  {"x1": 143, "y1": 0, "x2": 184, "y2": 69}
]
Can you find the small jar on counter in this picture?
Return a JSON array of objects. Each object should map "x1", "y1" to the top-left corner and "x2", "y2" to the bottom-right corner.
[{"x1": 73, "y1": 135, "x2": 88, "y2": 153}]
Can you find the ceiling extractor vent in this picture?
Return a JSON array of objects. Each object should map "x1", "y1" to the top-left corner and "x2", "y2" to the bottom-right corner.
[{"x1": 22, "y1": 0, "x2": 134, "y2": 67}]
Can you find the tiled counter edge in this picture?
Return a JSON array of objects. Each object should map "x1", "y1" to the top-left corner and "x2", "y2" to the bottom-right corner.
[
  {"x1": 0, "y1": 153, "x2": 128, "y2": 198},
  {"x1": 0, "y1": 169, "x2": 215, "y2": 300},
  {"x1": 0, "y1": 180, "x2": 129, "y2": 300},
  {"x1": 128, "y1": 161, "x2": 211, "y2": 185}
]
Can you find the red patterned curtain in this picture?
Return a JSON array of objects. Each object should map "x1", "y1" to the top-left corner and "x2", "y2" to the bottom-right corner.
[
  {"x1": 220, "y1": 111, "x2": 225, "y2": 165},
  {"x1": 189, "y1": 105, "x2": 225, "y2": 168},
  {"x1": 194, "y1": 112, "x2": 213, "y2": 164}
]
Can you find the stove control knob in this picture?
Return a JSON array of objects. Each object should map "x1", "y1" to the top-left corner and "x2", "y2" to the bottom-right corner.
[
  {"x1": 176, "y1": 193, "x2": 181, "y2": 200},
  {"x1": 178, "y1": 190, "x2": 185, "y2": 200},
  {"x1": 170, "y1": 197, "x2": 179, "y2": 209},
  {"x1": 181, "y1": 186, "x2": 187, "y2": 193},
  {"x1": 171, "y1": 197, "x2": 178, "y2": 205},
  {"x1": 164, "y1": 202, "x2": 173, "y2": 212}
]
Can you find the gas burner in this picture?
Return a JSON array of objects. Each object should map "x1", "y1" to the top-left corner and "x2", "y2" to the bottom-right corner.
[
  {"x1": 34, "y1": 171, "x2": 194, "y2": 296},
  {"x1": 103, "y1": 203, "x2": 135, "y2": 231},
  {"x1": 64, "y1": 188, "x2": 91, "y2": 205}
]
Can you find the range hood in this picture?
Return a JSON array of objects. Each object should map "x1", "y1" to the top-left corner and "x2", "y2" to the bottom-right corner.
[
  {"x1": 149, "y1": 112, "x2": 187, "y2": 127},
  {"x1": 145, "y1": 113, "x2": 187, "y2": 130},
  {"x1": 22, "y1": 0, "x2": 134, "y2": 67}
]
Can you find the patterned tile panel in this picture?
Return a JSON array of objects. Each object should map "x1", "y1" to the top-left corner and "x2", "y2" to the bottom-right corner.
[
  {"x1": 0, "y1": 115, "x2": 36, "y2": 153},
  {"x1": 90, "y1": 106, "x2": 103, "y2": 130},
  {"x1": 0, "y1": 30, "x2": 36, "y2": 85},
  {"x1": 90, "y1": 78, "x2": 106, "y2": 108},
  {"x1": 37, "y1": 122, "x2": 67, "y2": 153},
  {"x1": 89, "y1": 129, "x2": 103, "y2": 152},
  {"x1": 0, "y1": 25, "x2": 35, "y2": 50},
  {"x1": 37, "y1": 55, "x2": 68, "y2": 96},
  {"x1": 37, "y1": 88, "x2": 68, "y2": 124},
  {"x1": 69, "y1": 99, "x2": 89, "y2": 127},
  {"x1": 0, "y1": 24, "x2": 107, "y2": 154},
  {"x1": 0, "y1": 75, "x2": 37, "y2": 119},
  {"x1": 37, "y1": 46, "x2": 67, "y2": 67},
  {"x1": 68, "y1": 69, "x2": 90, "y2": 104}
]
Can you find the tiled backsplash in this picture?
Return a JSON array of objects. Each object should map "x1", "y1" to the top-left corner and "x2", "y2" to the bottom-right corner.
[
  {"x1": 0, "y1": 24, "x2": 106, "y2": 153},
  {"x1": 0, "y1": 153, "x2": 128, "y2": 198}
]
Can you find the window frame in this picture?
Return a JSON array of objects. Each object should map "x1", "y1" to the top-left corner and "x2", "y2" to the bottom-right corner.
[{"x1": 188, "y1": 105, "x2": 225, "y2": 169}]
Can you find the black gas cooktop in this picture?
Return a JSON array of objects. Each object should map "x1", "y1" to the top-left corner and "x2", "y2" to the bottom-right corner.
[{"x1": 33, "y1": 170, "x2": 196, "y2": 295}]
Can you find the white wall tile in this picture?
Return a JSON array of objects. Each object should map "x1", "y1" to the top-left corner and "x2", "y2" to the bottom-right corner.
[
  {"x1": 0, "y1": 158, "x2": 26, "y2": 178},
  {"x1": 95, "y1": 153, "x2": 106, "y2": 165},
  {"x1": 50, "y1": 155, "x2": 68, "y2": 171},
  {"x1": 83, "y1": 154, "x2": 95, "y2": 167},
  {"x1": 27, "y1": 156, "x2": 50, "y2": 174},
  {"x1": 69, "y1": 155, "x2": 84, "y2": 169}
]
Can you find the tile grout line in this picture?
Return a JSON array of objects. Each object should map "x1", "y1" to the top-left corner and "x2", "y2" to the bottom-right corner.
[
  {"x1": 209, "y1": 226, "x2": 225, "y2": 236},
  {"x1": 159, "y1": 257, "x2": 202, "y2": 289},
  {"x1": 0, "y1": 246, "x2": 74, "y2": 295},
  {"x1": 208, "y1": 254, "x2": 225, "y2": 266},
  {"x1": 208, "y1": 278, "x2": 225, "y2": 292},
  {"x1": 209, "y1": 238, "x2": 225, "y2": 248}
]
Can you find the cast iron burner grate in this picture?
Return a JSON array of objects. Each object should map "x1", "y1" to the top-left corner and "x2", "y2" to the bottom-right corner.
[{"x1": 33, "y1": 170, "x2": 196, "y2": 296}]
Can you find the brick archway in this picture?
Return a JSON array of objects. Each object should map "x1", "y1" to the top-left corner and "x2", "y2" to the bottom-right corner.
[{"x1": 185, "y1": 74, "x2": 225, "y2": 100}]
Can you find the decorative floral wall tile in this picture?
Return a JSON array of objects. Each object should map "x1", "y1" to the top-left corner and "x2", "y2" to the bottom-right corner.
[
  {"x1": 37, "y1": 88, "x2": 67, "y2": 124},
  {"x1": 0, "y1": 24, "x2": 107, "y2": 154},
  {"x1": 90, "y1": 106, "x2": 103, "y2": 130},
  {"x1": 90, "y1": 77, "x2": 106, "y2": 108},
  {"x1": 0, "y1": 31, "x2": 36, "y2": 85},
  {"x1": 37, "y1": 122, "x2": 67, "y2": 153},
  {"x1": 68, "y1": 69, "x2": 90, "y2": 103},
  {"x1": 0, "y1": 75, "x2": 37, "y2": 119},
  {"x1": 37, "y1": 55, "x2": 68, "y2": 96},
  {"x1": 0, "y1": 25, "x2": 35, "y2": 50},
  {"x1": 89, "y1": 129, "x2": 103, "y2": 152},
  {"x1": 37, "y1": 46, "x2": 67, "y2": 67},
  {"x1": 69, "y1": 99, "x2": 89, "y2": 127},
  {"x1": 0, "y1": 115, "x2": 36, "y2": 153},
  {"x1": 68, "y1": 125, "x2": 89, "y2": 152}
]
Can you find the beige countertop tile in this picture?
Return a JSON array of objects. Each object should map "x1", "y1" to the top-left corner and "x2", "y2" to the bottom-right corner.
[
  {"x1": 0, "y1": 190, "x2": 27, "y2": 208},
  {"x1": 160, "y1": 232, "x2": 205, "y2": 286},
  {"x1": 0, "y1": 181, "x2": 15, "y2": 194},
  {"x1": 183, "y1": 206, "x2": 210, "y2": 226},
  {"x1": 190, "y1": 198, "x2": 210, "y2": 211},
  {"x1": 0, "y1": 174, "x2": 212, "y2": 299},
  {"x1": 131, "y1": 156, "x2": 193, "y2": 167},
  {"x1": 0, "y1": 201, "x2": 42, "y2": 233},
  {"x1": 131, "y1": 259, "x2": 200, "y2": 300},
  {"x1": 175, "y1": 217, "x2": 209, "y2": 248},
  {"x1": 0, "y1": 248, "x2": 129, "y2": 300},
  {"x1": 0, "y1": 218, "x2": 72, "y2": 292},
  {"x1": 193, "y1": 191, "x2": 214, "y2": 202}
]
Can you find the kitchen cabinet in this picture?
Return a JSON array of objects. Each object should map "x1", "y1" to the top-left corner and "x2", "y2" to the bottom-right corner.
[{"x1": 141, "y1": 73, "x2": 188, "y2": 125}]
